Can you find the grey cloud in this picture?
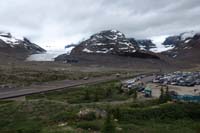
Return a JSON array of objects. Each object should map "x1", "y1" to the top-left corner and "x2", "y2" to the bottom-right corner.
[{"x1": 0, "y1": 0, "x2": 200, "y2": 48}]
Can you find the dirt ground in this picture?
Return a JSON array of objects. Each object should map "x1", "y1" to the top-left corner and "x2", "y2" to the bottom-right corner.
[{"x1": 147, "y1": 83, "x2": 200, "y2": 98}]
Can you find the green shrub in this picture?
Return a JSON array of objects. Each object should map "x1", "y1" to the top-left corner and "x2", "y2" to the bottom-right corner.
[
  {"x1": 120, "y1": 103, "x2": 192, "y2": 122},
  {"x1": 112, "y1": 107, "x2": 121, "y2": 120},
  {"x1": 50, "y1": 112, "x2": 76, "y2": 122},
  {"x1": 84, "y1": 90, "x2": 91, "y2": 100},
  {"x1": 102, "y1": 111, "x2": 116, "y2": 133},
  {"x1": 77, "y1": 121, "x2": 101, "y2": 131}
]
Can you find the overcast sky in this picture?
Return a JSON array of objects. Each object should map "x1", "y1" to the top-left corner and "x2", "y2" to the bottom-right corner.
[{"x1": 0, "y1": 0, "x2": 200, "y2": 50}]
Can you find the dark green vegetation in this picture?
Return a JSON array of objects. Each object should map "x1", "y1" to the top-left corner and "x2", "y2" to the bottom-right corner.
[
  {"x1": 27, "y1": 81, "x2": 128, "y2": 103},
  {"x1": 159, "y1": 86, "x2": 171, "y2": 104},
  {"x1": 0, "y1": 81, "x2": 200, "y2": 133}
]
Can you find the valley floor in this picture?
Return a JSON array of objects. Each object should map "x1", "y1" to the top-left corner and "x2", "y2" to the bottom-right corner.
[
  {"x1": 0, "y1": 80, "x2": 200, "y2": 133},
  {"x1": 0, "y1": 61, "x2": 199, "y2": 132}
]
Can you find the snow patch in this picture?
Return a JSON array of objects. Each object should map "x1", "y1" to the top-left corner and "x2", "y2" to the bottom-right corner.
[
  {"x1": 93, "y1": 43, "x2": 107, "y2": 46},
  {"x1": 83, "y1": 48, "x2": 93, "y2": 53},
  {"x1": 0, "y1": 35, "x2": 20, "y2": 47},
  {"x1": 184, "y1": 39, "x2": 191, "y2": 43},
  {"x1": 119, "y1": 47, "x2": 129, "y2": 50},
  {"x1": 118, "y1": 41, "x2": 132, "y2": 46},
  {"x1": 150, "y1": 35, "x2": 174, "y2": 53}
]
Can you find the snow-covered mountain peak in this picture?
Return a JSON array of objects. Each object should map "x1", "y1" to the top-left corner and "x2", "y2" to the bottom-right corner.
[
  {"x1": 70, "y1": 30, "x2": 136, "y2": 54},
  {"x1": 91, "y1": 30, "x2": 126, "y2": 42},
  {"x1": 0, "y1": 31, "x2": 46, "y2": 56},
  {"x1": 0, "y1": 32, "x2": 12, "y2": 38},
  {"x1": 0, "y1": 32, "x2": 21, "y2": 46}
]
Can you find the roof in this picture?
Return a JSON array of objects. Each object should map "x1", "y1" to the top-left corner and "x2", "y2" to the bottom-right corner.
[{"x1": 145, "y1": 87, "x2": 152, "y2": 91}]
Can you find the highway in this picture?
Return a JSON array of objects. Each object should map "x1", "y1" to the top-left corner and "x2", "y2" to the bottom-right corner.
[
  {"x1": 0, "y1": 75, "x2": 118, "y2": 99},
  {"x1": 0, "y1": 73, "x2": 155, "y2": 100}
]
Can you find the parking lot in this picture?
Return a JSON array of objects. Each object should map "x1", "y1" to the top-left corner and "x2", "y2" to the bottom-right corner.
[
  {"x1": 122, "y1": 72, "x2": 200, "y2": 99},
  {"x1": 153, "y1": 72, "x2": 200, "y2": 87}
]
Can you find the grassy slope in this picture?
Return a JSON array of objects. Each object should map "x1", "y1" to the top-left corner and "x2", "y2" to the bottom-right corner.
[{"x1": 0, "y1": 81, "x2": 200, "y2": 133}]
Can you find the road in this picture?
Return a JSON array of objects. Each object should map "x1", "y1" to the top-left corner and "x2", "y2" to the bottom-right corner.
[
  {"x1": 0, "y1": 75, "x2": 118, "y2": 100},
  {"x1": 0, "y1": 72, "x2": 155, "y2": 100}
]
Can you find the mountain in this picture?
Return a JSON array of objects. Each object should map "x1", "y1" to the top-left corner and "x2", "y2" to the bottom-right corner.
[
  {"x1": 0, "y1": 32, "x2": 46, "y2": 60},
  {"x1": 70, "y1": 30, "x2": 137, "y2": 55},
  {"x1": 70, "y1": 30, "x2": 158, "y2": 58},
  {"x1": 162, "y1": 36, "x2": 180, "y2": 48},
  {"x1": 55, "y1": 30, "x2": 165, "y2": 68},
  {"x1": 162, "y1": 31, "x2": 198, "y2": 48},
  {"x1": 162, "y1": 32, "x2": 200, "y2": 64},
  {"x1": 56, "y1": 30, "x2": 159, "y2": 61}
]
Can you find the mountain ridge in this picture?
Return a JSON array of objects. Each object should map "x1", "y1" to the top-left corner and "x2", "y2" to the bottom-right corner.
[{"x1": 0, "y1": 31, "x2": 46, "y2": 60}]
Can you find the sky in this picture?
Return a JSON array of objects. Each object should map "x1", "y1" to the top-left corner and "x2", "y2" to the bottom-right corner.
[{"x1": 0, "y1": 0, "x2": 200, "y2": 50}]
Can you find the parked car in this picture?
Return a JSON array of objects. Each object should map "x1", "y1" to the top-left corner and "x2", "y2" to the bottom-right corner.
[
  {"x1": 169, "y1": 91, "x2": 178, "y2": 97},
  {"x1": 137, "y1": 87, "x2": 145, "y2": 92}
]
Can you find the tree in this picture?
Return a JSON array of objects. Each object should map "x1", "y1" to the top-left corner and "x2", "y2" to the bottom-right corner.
[
  {"x1": 159, "y1": 86, "x2": 171, "y2": 103},
  {"x1": 102, "y1": 110, "x2": 116, "y2": 133},
  {"x1": 164, "y1": 86, "x2": 171, "y2": 102},
  {"x1": 159, "y1": 87, "x2": 165, "y2": 103}
]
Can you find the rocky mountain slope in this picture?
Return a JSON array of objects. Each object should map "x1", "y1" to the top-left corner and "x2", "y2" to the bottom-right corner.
[
  {"x1": 0, "y1": 32, "x2": 46, "y2": 60},
  {"x1": 70, "y1": 30, "x2": 137, "y2": 55},
  {"x1": 162, "y1": 32, "x2": 200, "y2": 64},
  {"x1": 136, "y1": 39, "x2": 157, "y2": 51},
  {"x1": 62, "y1": 30, "x2": 158, "y2": 58},
  {"x1": 162, "y1": 31, "x2": 198, "y2": 48},
  {"x1": 127, "y1": 38, "x2": 157, "y2": 51}
]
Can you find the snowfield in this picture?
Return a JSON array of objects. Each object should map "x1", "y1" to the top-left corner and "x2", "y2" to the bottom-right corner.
[
  {"x1": 27, "y1": 46, "x2": 74, "y2": 61},
  {"x1": 150, "y1": 35, "x2": 175, "y2": 53}
]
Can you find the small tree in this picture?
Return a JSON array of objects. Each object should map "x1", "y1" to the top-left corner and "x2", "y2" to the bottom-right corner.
[
  {"x1": 133, "y1": 89, "x2": 137, "y2": 100},
  {"x1": 164, "y1": 86, "x2": 171, "y2": 102},
  {"x1": 159, "y1": 87, "x2": 165, "y2": 103}
]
